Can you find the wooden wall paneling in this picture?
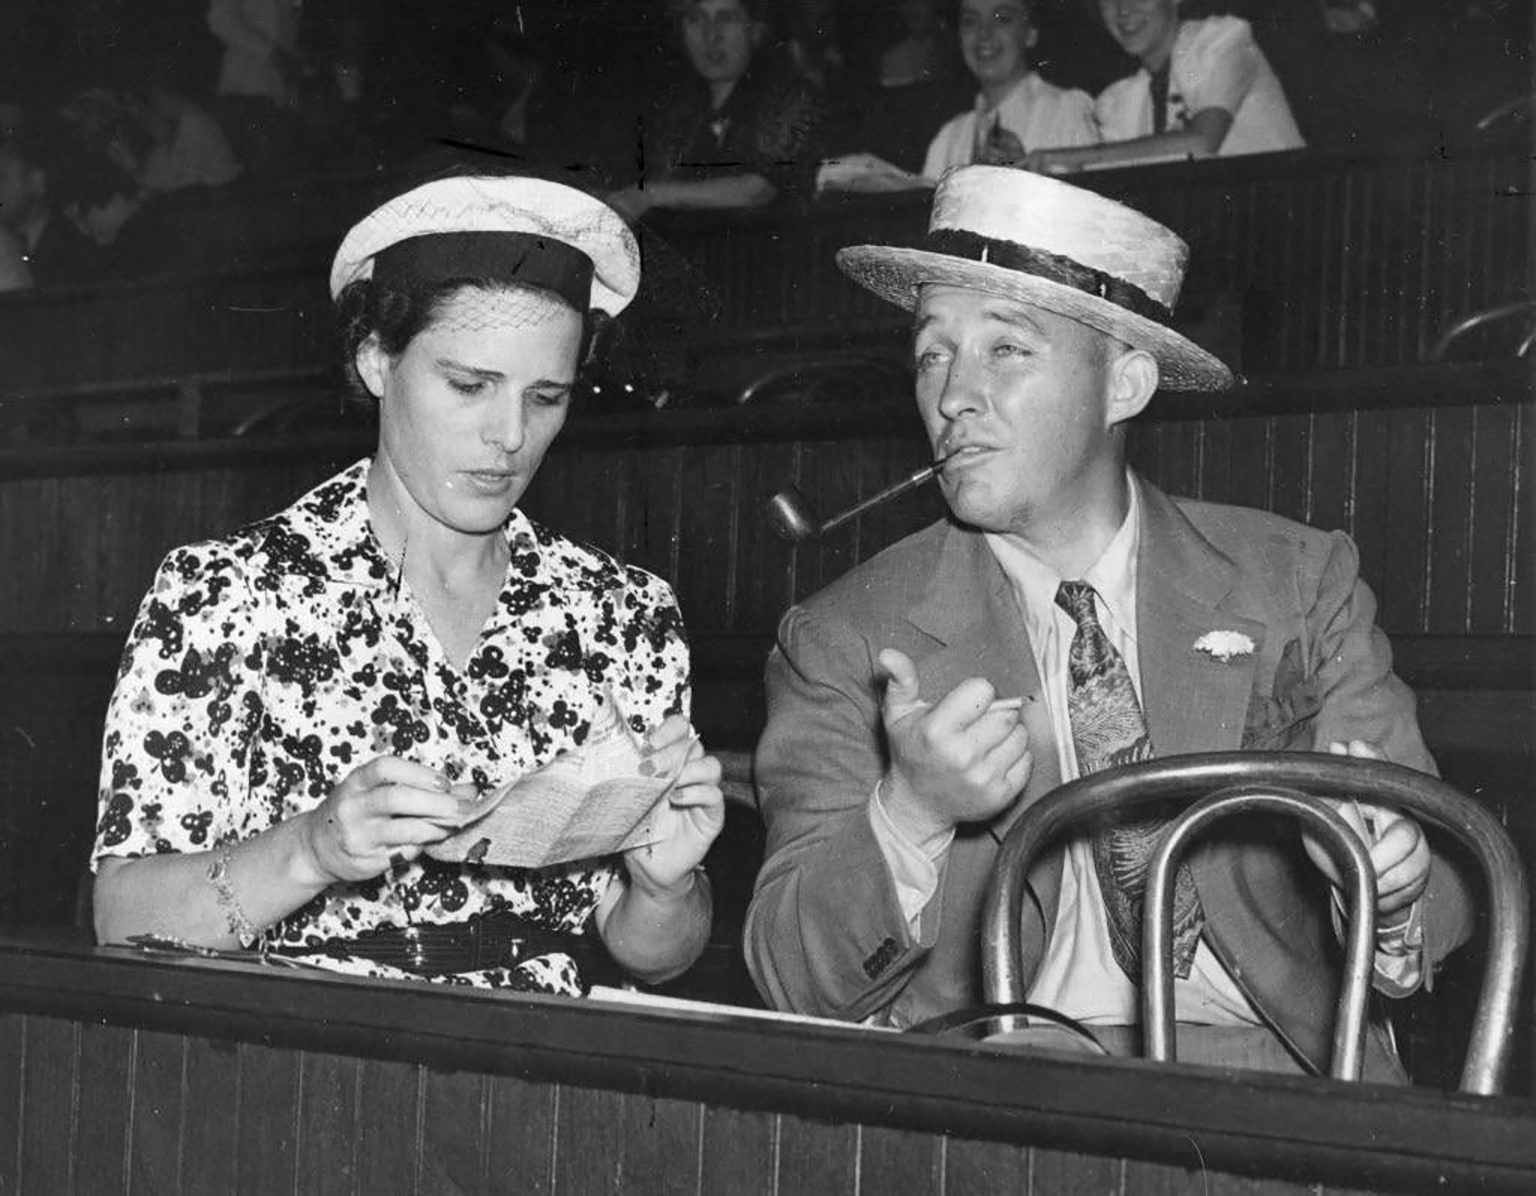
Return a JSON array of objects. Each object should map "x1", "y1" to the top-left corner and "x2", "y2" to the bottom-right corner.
[
  {"x1": 1305, "y1": 409, "x2": 1357, "y2": 542},
  {"x1": 1426, "y1": 404, "x2": 1478, "y2": 632},
  {"x1": 1463, "y1": 405, "x2": 1509, "y2": 633},
  {"x1": 295, "y1": 1050, "x2": 362, "y2": 1195},
  {"x1": 178, "y1": 1034, "x2": 241, "y2": 1193},
  {"x1": 0, "y1": 1017, "x2": 20, "y2": 1192},
  {"x1": 939, "y1": 1137, "x2": 1029, "y2": 1193},
  {"x1": 1268, "y1": 410, "x2": 1316, "y2": 526},
  {"x1": 856, "y1": 1124, "x2": 945, "y2": 1196},
  {"x1": 730, "y1": 437, "x2": 801, "y2": 635},
  {"x1": 1380, "y1": 407, "x2": 1436, "y2": 633},
  {"x1": 773, "y1": 1114, "x2": 858, "y2": 1196},
  {"x1": 611, "y1": 1094, "x2": 701, "y2": 1196},
  {"x1": 611, "y1": 445, "x2": 686, "y2": 587},
  {"x1": 673, "y1": 441, "x2": 741, "y2": 635},
  {"x1": 1224, "y1": 415, "x2": 1278, "y2": 514},
  {"x1": 235, "y1": 1040, "x2": 301, "y2": 1195},
  {"x1": 594, "y1": 445, "x2": 637, "y2": 562},
  {"x1": 485, "y1": 1073, "x2": 558, "y2": 1195},
  {"x1": 126, "y1": 1029, "x2": 185, "y2": 1193},
  {"x1": 1348, "y1": 409, "x2": 1391, "y2": 625},
  {"x1": 861, "y1": 436, "x2": 944, "y2": 572},
  {"x1": 355, "y1": 1057, "x2": 423, "y2": 1194},
  {"x1": 1025, "y1": 1148, "x2": 1124, "y2": 1195},
  {"x1": 74, "y1": 1022, "x2": 134, "y2": 1193},
  {"x1": 550, "y1": 1085, "x2": 630, "y2": 1194},
  {"x1": 846, "y1": 434, "x2": 906, "y2": 573},
  {"x1": 1506, "y1": 403, "x2": 1533, "y2": 635},
  {"x1": 698, "y1": 1105, "x2": 775, "y2": 1196},
  {"x1": 1378, "y1": 161, "x2": 1420, "y2": 367},
  {"x1": 1193, "y1": 415, "x2": 1235, "y2": 504},
  {"x1": 1122, "y1": 1163, "x2": 1319, "y2": 1196},
  {"x1": 18, "y1": 1016, "x2": 77, "y2": 1192},
  {"x1": 419, "y1": 1066, "x2": 492, "y2": 1195},
  {"x1": 791, "y1": 439, "x2": 872, "y2": 603}
]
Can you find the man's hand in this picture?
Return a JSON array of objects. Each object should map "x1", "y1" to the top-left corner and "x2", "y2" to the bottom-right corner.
[
  {"x1": 1302, "y1": 740, "x2": 1432, "y2": 919},
  {"x1": 877, "y1": 648, "x2": 1032, "y2": 848}
]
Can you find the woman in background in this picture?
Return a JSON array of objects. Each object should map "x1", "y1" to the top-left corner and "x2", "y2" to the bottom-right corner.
[
  {"x1": 92, "y1": 170, "x2": 725, "y2": 995},
  {"x1": 921, "y1": 0, "x2": 1098, "y2": 180},
  {"x1": 1026, "y1": 0, "x2": 1304, "y2": 173},
  {"x1": 605, "y1": 0, "x2": 822, "y2": 220}
]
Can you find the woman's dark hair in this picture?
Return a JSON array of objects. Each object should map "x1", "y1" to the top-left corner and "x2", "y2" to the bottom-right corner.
[
  {"x1": 334, "y1": 273, "x2": 609, "y2": 405},
  {"x1": 668, "y1": 0, "x2": 773, "y2": 25}
]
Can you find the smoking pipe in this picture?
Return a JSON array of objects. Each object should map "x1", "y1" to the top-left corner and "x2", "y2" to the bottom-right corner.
[{"x1": 766, "y1": 458, "x2": 948, "y2": 544}]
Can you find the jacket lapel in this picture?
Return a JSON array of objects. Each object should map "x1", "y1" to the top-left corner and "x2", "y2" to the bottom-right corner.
[
  {"x1": 1135, "y1": 481, "x2": 1267, "y2": 756},
  {"x1": 903, "y1": 524, "x2": 1064, "y2": 998}
]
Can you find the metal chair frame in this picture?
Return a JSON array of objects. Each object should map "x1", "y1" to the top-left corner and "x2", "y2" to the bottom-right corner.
[{"x1": 981, "y1": 751, "x2": 1529, "y2": 1095}]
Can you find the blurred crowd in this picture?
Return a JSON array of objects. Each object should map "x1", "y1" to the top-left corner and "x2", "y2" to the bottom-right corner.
[{"x1": 0, "y1": 0, "x2": 1526, "y2": 293}]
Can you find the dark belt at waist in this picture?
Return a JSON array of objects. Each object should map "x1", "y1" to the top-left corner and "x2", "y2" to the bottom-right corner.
[{"x1": 281, "y1": 910, "x2": 621, "y2": 983}]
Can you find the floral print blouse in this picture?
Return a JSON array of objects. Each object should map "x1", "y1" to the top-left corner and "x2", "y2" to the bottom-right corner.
[{"x1": 93, "y1": 459, "x2": 691, "y2": 993}]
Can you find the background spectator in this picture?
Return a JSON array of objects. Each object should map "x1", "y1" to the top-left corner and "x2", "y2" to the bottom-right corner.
[
  {"x1": 206, "y1": 0, "x2": 307, "y2": 174},
  {"x1": 879, "y1": 0, "x2": 962, "y2": 86},
  {"x1": 922, "y1": 0, "x2": 1098, "y2": 179},
  {"x1": 0, "y1": 127, "x2": 107, "y2": 287},
  {"x1": 604, "y1": 0, "x2": 824, "y2": 222},
  {"x1": 134, "y1": 71, "x2": 243, "y2": 194},
  {"x1": 1026, "y1": 0, "x2": 1305, "y2": 172}
]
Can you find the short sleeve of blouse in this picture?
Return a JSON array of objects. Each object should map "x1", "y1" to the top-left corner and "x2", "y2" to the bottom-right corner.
[
  {"x1": 1178, "y1": 16, "x2": 1261, "y2": 119},
  {"x1": 93, "y1": 541, "x2": 264, "y2": 866},
  {"x1": 615, "y1": 565, "x2": 692, "y2": 729}
]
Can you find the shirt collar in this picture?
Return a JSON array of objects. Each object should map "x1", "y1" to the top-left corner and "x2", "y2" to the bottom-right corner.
[
  {"x1": 976, "y1": 71, "x2": 1039, "y2": 113},
  {"x1": 260, "y1": 457, "x2": 533, "y2": 592},
  {"x1": 983, "y1": 474, "x2": 1142, "y2": 644}
]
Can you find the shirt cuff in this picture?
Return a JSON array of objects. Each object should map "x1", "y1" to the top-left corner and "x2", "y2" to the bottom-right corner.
[
  {"x1": 1331, "y1": 889, "x2": 1425, "y2": 997},
  {"x1": 868, "y1": 781, "x2": 954, "y2": 934}
]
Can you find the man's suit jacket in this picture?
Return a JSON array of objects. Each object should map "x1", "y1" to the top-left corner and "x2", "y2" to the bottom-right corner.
[{"x1": 744, "y1": 477, "x2": 1474, "y2": 1074}]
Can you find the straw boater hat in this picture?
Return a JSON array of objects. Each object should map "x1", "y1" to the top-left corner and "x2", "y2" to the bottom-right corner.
[
  {"x1": 329, "y1": 175, "x2": 641, "y2": 317},
  {"x1": 837, "y1": 166, "x2": 1233, "y2": 391}
]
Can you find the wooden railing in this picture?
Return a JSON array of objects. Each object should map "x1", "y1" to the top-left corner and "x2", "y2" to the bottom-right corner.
[
  {"x1": 0, "y1": 938, "x2": 1530, "y2": 1194},
  {"x1": 0, "y1": 149, "x2": 1524, "y2": 403}
]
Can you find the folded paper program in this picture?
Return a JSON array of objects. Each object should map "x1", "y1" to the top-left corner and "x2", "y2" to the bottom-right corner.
[{"x1": 427, "y1": 692, "x2": 685, "y2": 869}]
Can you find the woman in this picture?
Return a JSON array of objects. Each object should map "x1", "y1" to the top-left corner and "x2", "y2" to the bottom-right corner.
[
  {"x1": 921, "y1": 0, "x2": 1098, "y2": 180},
  {"x1": 1024, "y1": 0, "x2": 1303, "y2": 173},
  {"x1": 92, "y1": 172, "x2": 725, "y2": 995},
  {"x1": 604, "y1": 0, "x2": 822, "y2": 221}
]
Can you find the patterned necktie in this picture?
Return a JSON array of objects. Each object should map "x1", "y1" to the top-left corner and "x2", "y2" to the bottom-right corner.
[
  {"x1": 1056, "y1": 580, "x2": 1204, "y2": 979},
  {"x1": 1148, "y1": 62, "x2": 1173, "y2": 134}
]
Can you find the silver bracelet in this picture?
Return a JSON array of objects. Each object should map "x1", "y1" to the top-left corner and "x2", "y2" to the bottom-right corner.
[{"x1": 207, "y1": 843, "x2": 262, "y2": 949}]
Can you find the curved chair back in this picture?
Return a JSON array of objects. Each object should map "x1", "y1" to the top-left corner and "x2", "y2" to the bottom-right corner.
[{"x1": 981, "y1": 751, "x2": 1529, "y2": 1095}]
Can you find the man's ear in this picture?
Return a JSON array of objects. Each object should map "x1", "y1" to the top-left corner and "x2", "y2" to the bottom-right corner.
[
  {"x1": 1105, "y1": 346, "x2": 1158, "y2": 427},
  {"x1": 355, "y1": 334, "x2": 389, "y2": 401}
]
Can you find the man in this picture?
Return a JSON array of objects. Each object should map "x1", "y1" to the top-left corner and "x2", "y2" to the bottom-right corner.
[{"x1": 744, "y1": 166, "x2": 1472, "y2": 1080}]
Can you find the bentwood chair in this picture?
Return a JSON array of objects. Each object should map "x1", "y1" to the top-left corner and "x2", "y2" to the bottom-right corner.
[{"x1": 979, "y1": 752, "x2": 1529, "y2": 1096}]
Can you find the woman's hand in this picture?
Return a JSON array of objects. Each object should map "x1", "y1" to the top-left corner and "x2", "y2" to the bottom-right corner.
[
  {"x1": 295, "y1": 756, "x2": 478, "y2": 885},
  {"x1": 978, "y1": 126, "x2": 1026, "y2": 166},
  {"x1": 622, "y1": 716, "x2": 725, "y2": 895},
  {"x1": 1302, "y1": 740, "x2": 1433, "y2": 918}
]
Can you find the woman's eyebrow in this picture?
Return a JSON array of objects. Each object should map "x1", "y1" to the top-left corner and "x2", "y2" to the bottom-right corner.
[{"x1": 434, "y1": 357, "x2": 504, "y2": 381}]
